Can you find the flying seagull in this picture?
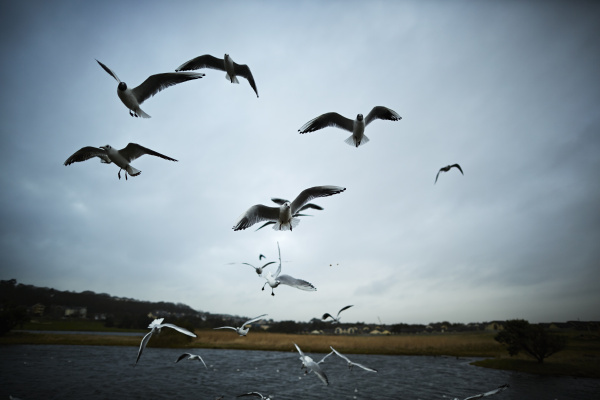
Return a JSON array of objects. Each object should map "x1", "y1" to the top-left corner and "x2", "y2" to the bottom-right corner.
[
  {"x1": 175, "y1": 353, "x2": 207, "y2": 369},
  {"x1": 262, "y1": 243, "x2": 316, "y2": 296},
  {"x1": 255, "y1": 198, "x2": 324, "y2": 231},
  {"x1": 454, "y1": 384, "x2": 510, "y2": 400},
  {"x1": 176, "y1": 53, "x2": 259, "y2": 97},
  {"x1": 233, "y1": 185, "x2": 346, "y2": 231},
  {"x1": 294, "y1": 343, "x2": 329, "y2": 386},
  {"x1": 322, "y1": 305, "x2": 354, "y2": 323},
  {"x1": 64, "y1": 143, "x2": 177, "y2": 180},
  {"x1": 329, "y1": 346, "x2": 378, "y2": 372},
  {"x1": 435, "y1": 163, "x2": 464, "y2": 184},
  {"x1": 241, "y1": 261, "x2": 276, "y2": 277},
  {"x1": 298, "y1": 106, "x2": 401, "y2": 148},
  {"x1": 135, "y1": 318, "x2": 196, "y2": 365},
  {"x1": 237, "y1": 393, "x2": 272, "y2": 400},
  {"x1": 96, "y1": 59, "x2": 204, "y2": 118},
  {"x1": 214, "y1": 314, "x2": 267, "y2": 336}
]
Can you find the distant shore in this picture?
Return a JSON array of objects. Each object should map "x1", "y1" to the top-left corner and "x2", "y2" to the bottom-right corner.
[{"x1": 2, "y1": 329, "x2": 598, "y2": 379}]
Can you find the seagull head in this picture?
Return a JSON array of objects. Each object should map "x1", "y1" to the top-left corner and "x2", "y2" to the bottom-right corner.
[
  {"x1": 99, "y1": 145, "x2": 111, "y2": 151},
  {"x1": 281, "y1": 201, "x2": 291, "y2": 210},
  {"x1": 117, "y1": 82, "x2": 127, "y2": 91},
  {"x1": 356, "y1": 114, "x2": 364, "y2": 121}
]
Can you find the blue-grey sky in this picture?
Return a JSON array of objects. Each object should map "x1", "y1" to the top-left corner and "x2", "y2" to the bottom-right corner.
[{"x1": 1, "y1": 0, "x2": 599, "y2": 325}]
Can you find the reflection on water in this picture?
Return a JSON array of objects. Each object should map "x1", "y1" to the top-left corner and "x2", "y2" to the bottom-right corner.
[{"x1": 0, "y1": 344, "x2": 598, "y2": 399}]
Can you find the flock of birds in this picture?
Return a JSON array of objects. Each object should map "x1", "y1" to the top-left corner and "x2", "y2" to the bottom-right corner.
[{"x1": 58, "y1": 52, "x2": 503, "y2": 399}]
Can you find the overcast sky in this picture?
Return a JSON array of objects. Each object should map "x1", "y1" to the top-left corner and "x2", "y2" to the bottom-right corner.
[{"x1": 1, "y1": 0, "x2": 599, "y2": 325}]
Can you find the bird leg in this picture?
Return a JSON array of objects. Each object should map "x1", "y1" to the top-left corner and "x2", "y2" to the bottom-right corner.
[
  {"x1": 271, "y1": 288, "x2": 275, "y2": 296},
  {"x1": 125, "y1": 171, "x2": 128, "y2": 180},
  {"x1": 129, "y1": 110, "x2": 134, "y2": 117},
  {"x1": 118, "y1": 169, "x2": 122, "y2": 180},
  {"x1": 262, "y1": 282, "x2": 268, "y2": 291}
]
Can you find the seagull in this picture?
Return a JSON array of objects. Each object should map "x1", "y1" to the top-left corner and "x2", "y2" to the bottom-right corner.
[
  {"x1": 322, "y1": 305, "x2": 354, "y2": 323},
  {"x1": 255, "y1": 198, "x2": 324, "y2": 231},
  {"x1": 175, "y1": 353, "x2": 207, "y2": 369},
  {"x1": 237, "y1": 393, "x2": 272, "y2": 400},
  {"x1": 435, "y1": 164, "x2": 463, "y2": 184},
  {"x1": 241, "y1": 261, "x2": 276, "y2": 277},
  {"x1": 64, "y1": 143, "x2": 177, "y2": 180},
  {"x1": 259, "y1": 254, "x2": 266, "y2": 260},
  {"x1": 135, "y1": 318, "x2": 196, "y2": 365},
  {"x1": 214, "y1": 314, "x2": 267, "y2": 336},
  {"x1": 294, "y1": 343, "x2": 329, "y2": 386},
  {"x1": 233, "y1": 185, "x2": 346, "y2": 231},
  {"x1": 329, "y1": 346, "x2": 378, "y2": 372},
  {"x1": 176, "y1": 53, "x2": 258, "y2": 97},
  {"x1": 298, "y1": 106, "x2": 401, "y2": 148},
  {"x1": 454, "y1": 384, "x2": 510, "y2": 400},
  {"x1": 96, "y1": 59, "x2": 204, "y2": 118},
  {"x1": 262, "y1": 243, "x2": 316, "y2": 296}
]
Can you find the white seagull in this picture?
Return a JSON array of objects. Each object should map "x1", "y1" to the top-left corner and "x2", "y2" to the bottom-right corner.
[
  {"x1": 176, "y1": 53, "x2": 259, "y2": 97},
  {"x1": 96, "y1": 59, "x2": 204, "y2": 118},
  {"x1": 262, "y1": 243, "x2": 316, "y2": 296},
  {"x1": 322, "y1": 305, "x2": 354, "y2": 323},
  {"x1": 454, "y1": 384, "x2": 510, "y2": 400},
  {"x1": 236, "y1": 393, "x2": 272, "y2": 400},
  {"x1": 294, "y1": 343, "x2": 329, "y2": 386},
  {"x1": 175, "y1": 353, "x2": 208, "y2": 369},
  {"x1": 298, "y1": 106, "x2": 401, "y2": 148},
  {"x1": 214, "y1": 314, "x2": 267, "y2": 336},
  {"x1": 64, "y1": 143, "x2": 177, "y2": 180},
  {"x1": 241, "y1": 261, "x2": 277, "y2": 277},
  {"x1": 435, "y1": 163, "x2": 464, "y2": 184},
  {"x1": 255, "y1": 198, "x2": 324, "y2": 231},
  {"x1": 135, "y1": 318, "x2": 196, "y2": 365},
  {"x1": 329, "y1": 346, "x2": 378, "y2": 372},
  {"x1": 233, "y1": 185, "x2": 346, "y2": 231}
]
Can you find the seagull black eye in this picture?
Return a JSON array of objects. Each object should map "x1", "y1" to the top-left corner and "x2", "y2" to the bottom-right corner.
[{"x1": 118, "y1": 82, "x2": 127, "y2": 91}]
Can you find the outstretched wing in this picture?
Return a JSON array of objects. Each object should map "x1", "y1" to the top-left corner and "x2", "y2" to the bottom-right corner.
[
  {"x1": 298, "y1": 112, "x2": 354, "y2": 133},
  {"x1": 135, "y1": 330, "x2": 154, "y2": 365},
  {"x1": 435, "y1": 169, "x2": 442, "y2": 184},
  {"x1": 322, "y1": 312, "x2": 335, "y2": 321},
  {"x1": 233, "y1": 205, "x2": 280, "y2": 231},
  {"x1": 317, "y1": 351, "x2": 335, "y2": 364},
  {"x1": 175, "y1": 54, "x2": 225, "y2": 72},
  {"x1": 451, "y1": 163, "x2": 464, "y2": 175},
  {"x1": 233, "y1": 62, "x2": 259, "y2": 97},
  {"x1": 271, "y1": 197, "x2": 290, "y2": 205},
  {"x1": 96, "y1": 59, "x2": 121, "y2": 82},
  {"x1": 296, "y1": 203, "x2": 323, "y2": 213},
  {"x1": 337, "y1": 305, "x2": 354, "y2": 319},
  {"x1": 277, "y1": 274, "x2": 316, "y2": 291},
  {"x1": 132, "y1": 72, "x2": 204, "y2": 104},
  {"x1": 464, "y1": 384, "x2": 509, "y2": 400},
  {"x1": 290, "y1": 186, "x2": 346, "y2": 215},
  {"x1": 364, "y1": 106, "x2": 401, "y2": 126},
  {"x1": 119, "y1": 143, "x2": 178, "y2": 163},
  {"x1": 330, "y1": 346, "x2": 352, "y2": 364},
  {"x1": 236, "y1": 392, "x2": 265, "y2": 399},
  {"x1": 160, "y1": 323, "x2": 196, "y2": 337},
  {"x1": 243, "y1": 314, "x2": 267, "y2": 327},
  {"x1": 214, "y1": 326, "x2": 237, "y2": 331},
  {"x1": 294, "y1": 343, "x2": 306, "y2": 358},
  {"x1": 64, "y1": 146, "x2": 110, "y2": 165},
  {"x1": 175, "y1": 353, "x2": 191, "y2": 363},
  {"x1": 351, "y1": 361, "x2": 378, "y2": 373}
]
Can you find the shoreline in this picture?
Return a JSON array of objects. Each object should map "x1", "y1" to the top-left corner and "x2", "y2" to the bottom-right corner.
[{"x1": 2, "y1": 329, "x2": 598, "y2": 379}]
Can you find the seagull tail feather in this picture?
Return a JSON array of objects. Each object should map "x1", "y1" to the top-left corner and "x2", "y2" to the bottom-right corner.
[
  {"x1": 273, "y1": 218, "x2": 300, "y2": 231},
  {"x1": 344, "y1": 135, "x2": 369, "y2": 148},
  {"x1": 126, "y1": 165, "x2": 141, "y2": 177},
  {"x1": 225, "y1": 73, "x2": 239, "y2": 84}
]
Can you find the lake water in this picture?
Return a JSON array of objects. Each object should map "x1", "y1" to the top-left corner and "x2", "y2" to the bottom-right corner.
[{"x1": 0, "y1": 344, "x2": 598, "y2": 399}]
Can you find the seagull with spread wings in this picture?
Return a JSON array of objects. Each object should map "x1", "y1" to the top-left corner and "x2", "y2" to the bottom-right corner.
[
  {"x1": 135, "y1": 318, "x2": 196, "y2": 366},
  {"x1": 236, "y1": 393, "x2": 271, "y2": 400},
  {"x1": 322, "y1": 305, "x2": 354, "y2": 323},
  {"x1": 64, "y1": 143, "x2": 177, "y2": 180},
  {"x1": 294, "y1": 343, "x2": 329, "y2": 386},
  {"x1": 255, "y1": 198, "x2": 324, "y2": 231},
  {"x1": 262, "y1": 243, "x2": 316, "y2": 296},
  {"x1": 176, "y1": 53, "x2": 258, "y2": 97},
  {"x1": 298, "y1": 106, "x2": 401, "y2": 148},
  {"x1": 454, "y1": 384, "x2": 510, "y2": 400},
  {"x1": 214, "y1": 314, "x2": 267, "y2": 336},
  {"x1": 96, "y1": 59, "x2": 204, "y2": 118},
  {"x1": 233, "y1": 185, "x2": 346, "y2": 231},
  {"x1": 329, "y1": 346, "x2": 378, "y2": 372},
  {"x1": 435, "y1": 164, "x2": 464, "y2": 184},
  {"x1": 175, "y1": 353, "x2": 207, "y2": 369}
]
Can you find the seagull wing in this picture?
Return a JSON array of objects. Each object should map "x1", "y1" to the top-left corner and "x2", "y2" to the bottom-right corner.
[
  {"x1": 364, "y1": 106, "x2": 401, "y2": 126},
  {"x1": 296, "y1": 203, "x2": 324, "y2": 213},
  {"x1": 64, "y1": 146, "x2": 110, "y2": 165},
  {"x1": 294, "y1": 343, "x2": 306, "y2": 358},
  {"x1": 197, "y1": 355, "x2": 208, "y2": 369},
  {"x1": 175, "y1": 353, "x2": 191, "y2": 363},
  {"x1": 243, "y1": 314, "x2": 267, "y2": 327},
  {"x1": 96, "y1": 59, "x2": 121, "y2": 82},
  {"x1": 298, "y1": 112, "x2": 354, "y2": 133},
  {"x1": 337, "y1": 305, "x2": 354, "y2": 319},
  {"x1": 290, "y1": 186, "x2": 346, "y2": 215},
  {"x1": 309, "y1": 361, "x2": 329, "y2": 385},
  {"x1": 452, "y1": 164, "x2": 464, "y2": 175},
  {"x1": 277, "y1": 274, "x2": 316, "y2": 291},
  {"x1": 255, "y1": 221, "x2": 276, "y2": 231},
  {"x1": 119, "y1": 143, "x2": 178, "y2": 163},
  {"x1": 435, "y1": 169, "x2": 442, "y2": 184},
  {"x1": 330, "y1": 346, "x2": 352, "y2": 364},
  {"x1": 463, "y1": 384, "x2": 509, "y2": 400},
  {"x1": 318, "y1": 351, "x2": 335, "y2": 364},
  {"x1": 270, "y1": 197, "x2": 290, "y2": 205},
  {"x1": 233, "y1": 62, "x2": 258, "y2": 97},
  {"x1": 352, "y1": 362, "x2": 378, "y2": 373},
  {"x1": 322, "y1": 313, "x2": 335, "y2": 321},
  {"x1": 131, "y1": 72, "x2": 204, "y2": 104},
  {"x1": 175, "y1": 54, "x2": 225, "y2": 72},
  {"x1": 135, "y1": 330, "x2": 154, "y2": 365},
  {"x1": 236, "y1": 393, "x2": 265, "y2": 399},
  {"x1": 214, "y1": 326, "x2": 237, "y2": 331},
  {"x1": 259, "y1": 254, "x2": 266, "y2": 260},
  {"x1": 159, "y1": 323, "x2": 196, "y2": 337},
  {"x1": 233, "y1": 205, "x2": 280, "y2": 231},
  {"x1": 274, "y1": 242, "x2": 282, "y2": 278}
]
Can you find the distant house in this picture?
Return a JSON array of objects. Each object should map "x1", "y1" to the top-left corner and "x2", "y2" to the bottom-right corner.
[
  {"x1": 485, "y1": 322, "x2": 504, "y2": 331},
  {"x1": 31, "y1": 303, "x2": 45, "y2": 316},
  {"x1": 64, "y1": 306, "x2": 87, "y2": 318},
  {"x1": 370, "y1": 329, "x2": 382, "y2": 335}
]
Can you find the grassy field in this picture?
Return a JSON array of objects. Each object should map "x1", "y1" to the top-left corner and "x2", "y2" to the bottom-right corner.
[{"x1": 2, "y1": 328, "x2": 598, "y2": 379}]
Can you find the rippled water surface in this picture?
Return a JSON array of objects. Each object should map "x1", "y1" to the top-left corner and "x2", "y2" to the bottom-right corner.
[{"x1": 1, "y1": 344, "x2": 598, "y2": 399}]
